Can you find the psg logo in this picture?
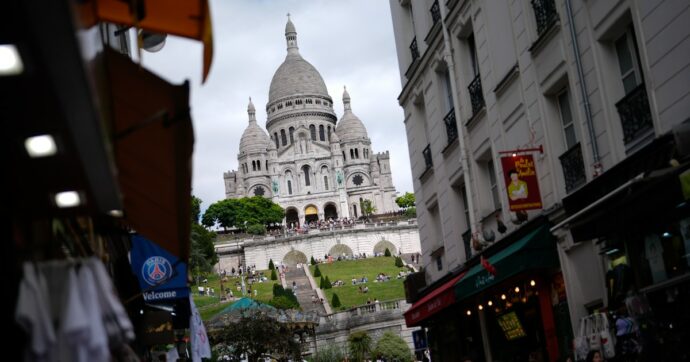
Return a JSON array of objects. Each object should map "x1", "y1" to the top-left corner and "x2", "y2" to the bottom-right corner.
[{"x1": 142, "y1": 256, "x2": 173, "y2": 286}]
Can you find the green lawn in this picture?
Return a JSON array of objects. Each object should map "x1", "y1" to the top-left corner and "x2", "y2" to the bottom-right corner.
[
  {"x1": 192, "y1": 270, "x2": 280, "y2": 320},
  {"x1": 309, "y1": 257, "x2": 408, "y2": 310}
]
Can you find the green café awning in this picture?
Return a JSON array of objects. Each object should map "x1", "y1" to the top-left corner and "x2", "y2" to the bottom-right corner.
[{"x1": 455, "y1": 224, "x2": 558, "y2": 301}]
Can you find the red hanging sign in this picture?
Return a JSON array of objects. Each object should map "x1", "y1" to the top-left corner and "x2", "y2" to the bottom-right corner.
[{"x1": 500, "y1": 154, "x2": 543, "y2": 211}]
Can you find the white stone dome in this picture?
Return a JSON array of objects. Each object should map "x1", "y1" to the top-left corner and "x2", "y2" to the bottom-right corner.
[
  {"x1": 336, "y1": 87, "x2": 369, "y2": 142},
  {"x1": 239, "y1": 98, "x2": 270, "y2": 154},
  {"x1": 268, "y1": 17, "x2": 330, "y2": 103}
]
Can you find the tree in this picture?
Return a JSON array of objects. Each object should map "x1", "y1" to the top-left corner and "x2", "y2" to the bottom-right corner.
[
  {"x1": 211, "y1": 312, "x2": 302, "y2": 361},
  {"x1": 404, "y1": 206, "x2": 417, "y2": 218},
  {"x1": 319, "y1": 276, "x2": 326, "y2": 289},
  {"x1": 189, "y1": 223, "x2": 218, "y2": 280},
  {"x1": 191, "y1": 195, "x2": 202, "y2": 224},
  {"x1": 324, "y1": 276, "x2": 332, "y2": 289},
  {"x1": 202, "y1": 196, "x2": 284, "y2": 230},
  {"x1": 268, "y1": 259, "x2": 275, "y2": 270},
  {"x1": 360, "y1": 199, "x2": 377, "y2": 218},
  {"x1": 348, "y1": 331, "x2": 372, "y2": 362},
  {"x1": 247, "y1": 224, "x2": 266, "y2": 235},
  {"x1": 395, "y1": 192, "x2": 416, "y2": 209},
  {"x1": 310, "y1": 256, "x2": 316, "y2": 265},
  {"x1": 270, "y1": 268, "x2": 277, "y2": 280},
  {"x1": 373, "y1": 331, "x2": 414, "y2": 362},
  {"x1": 331, "y1": 293, "x2": 342, "y2": 308},
  {"x1": 384, "y1": 248, "x2": 391, "y2": 257},
  {"x1": 395, "y1": 256, "x2": 404, "y2": 267},
  {"x1": 313, "y1": 264, "x2": 322, "y2": 277}
]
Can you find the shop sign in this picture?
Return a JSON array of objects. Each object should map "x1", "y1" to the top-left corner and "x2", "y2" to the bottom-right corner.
[
  {"x1": 474, "y1": 273, "x2": 495, "y2": 289},
  {"x1": 500, "y1": 154, "x2": 543, "y2": 211},
  {"x1": 131, "y1": 234, "x2": 189, "y2": 302}
]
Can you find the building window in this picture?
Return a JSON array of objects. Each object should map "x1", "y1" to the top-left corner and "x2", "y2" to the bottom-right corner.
[
  {"x1": 558, "y1": 90, "x2": 577, "y2": 149},
  {"x1": 274, "y1": 133, "x2": 279, "y2": 148},
  {"x1": 443, "y1": 70, "x2": 453, "y2": 111},
  {"x1": 287, "y1": 180, "x2": 292, "y2": 195},
  {"x1": 319, "y1": 125, "x2": 325, "y2": 141},
  {"x1": 310, "y1": 125, "x2": 317, "y2": 141},
  {"x1": 252, "y1": 161, "x2": 256, "y2": 171},
  {"x1": 615, "y1": 28, "x2": 643, "y2": 95},
  {"x1": 353, "y1": 204, "x2": 358, "y2": 218},
  {"x1": 350, "y1": 149, "x2": 355, "y2": 159},
  {"x1": 328, "y1": 126, "x2": 331, "y2": 141},
  {"x1": 257, "y1": 160, "x2": 261, "y2": 171},
  {"x1": 289, "y1": 127, "x2": 295, "y2": 144},
  {"x1": 355, "y1": 148, "x2": 359, "y2": 159},
  {"x1": 253, "y1": 186, "x2": 265, "y2": 196},
  {"x1": 487, "y1": 159, "x2": 501, "y2": 210},
  {"x1": 302, "y1": 165, "x2": 311, "y2": 186},
  {"x1": 324, "y1": 176, "x2": 329, "y2": 190},
  {"x1": 436, "y1": 255, "x2": 443, "y2": 271},
  {"x1": 281, "y1": 129, "x2": 287, "y2": 146},
  {"x1": 342, "y1": 151, "x2": 346, "y2": 160},
  {"x1": 353, "y1": 174, "x2": 364, "y2": 186}
]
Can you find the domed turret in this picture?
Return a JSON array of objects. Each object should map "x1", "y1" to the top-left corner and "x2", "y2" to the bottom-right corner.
[
  {"x1": 239, "y1": 97, "x2": 270, "y2": 154},
  {"x1": 268, "y1": 16, "x2": 330, "y2": 104},
  {"x1": 336, "y1": 87, "x2": 369, "y2": 142}
]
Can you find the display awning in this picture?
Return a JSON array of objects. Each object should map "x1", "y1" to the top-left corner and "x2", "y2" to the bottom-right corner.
[
  {"x1": 106, "y1": 48, "x2": 194, "y2": 261},
  {"x1": 454, "y1": 225, "x2": 557, "y2": 301},
  {"x1": 77, "y1": 0, "x2": 214, "y2": 82},
  {"x1": 404, "y1": 272, "x2": 466, "y2": 327}
]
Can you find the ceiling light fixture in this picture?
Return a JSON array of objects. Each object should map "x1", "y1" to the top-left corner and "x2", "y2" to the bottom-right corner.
[
  {"x1": 25, "y1": 134, "x2": 57, "y2": 158},
  {"x1": 0, "y1": 44, "x2": 23, "y2": 75},
  {"x1": 55, "y1": 191, "x2": 81, "y2": 208}
]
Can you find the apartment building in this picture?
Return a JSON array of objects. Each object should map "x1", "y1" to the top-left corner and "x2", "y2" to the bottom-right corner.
[{"x1": 390, "y1": 0, "x2": 690, "y2": 361}]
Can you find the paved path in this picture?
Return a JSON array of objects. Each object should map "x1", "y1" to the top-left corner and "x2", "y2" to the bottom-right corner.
[{"x1": 284, "y1": 267, "x2": 327, "y2": 315}]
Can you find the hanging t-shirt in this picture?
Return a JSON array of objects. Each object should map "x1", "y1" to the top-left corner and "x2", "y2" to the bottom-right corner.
[
  {"x1": 15, "y1": 263, "x2": 55, "y2": 362},
  {"x1": 77, "y1": 263, "x2": 109, "y2": 362},
  {"x1": 644, "y1": 234, "x2": 667, "y2": 284}
]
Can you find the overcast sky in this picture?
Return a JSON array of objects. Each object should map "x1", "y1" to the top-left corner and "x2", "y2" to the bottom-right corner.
[{"x1": 139, "y1": 0, "x2": 411, "y2": 209}]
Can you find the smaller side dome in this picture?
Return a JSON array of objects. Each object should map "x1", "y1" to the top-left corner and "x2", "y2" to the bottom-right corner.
[
  {"x1": 336, "y1": 87, "x2": 368, "y2": 142},
  {"x1": 239, "y1": 97, "x2": 270, "y2": 154}
]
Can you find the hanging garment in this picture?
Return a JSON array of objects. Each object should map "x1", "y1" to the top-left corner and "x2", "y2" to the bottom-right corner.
[{"x1": 15, "y1": 263, "x2": 56, "y2": 362}]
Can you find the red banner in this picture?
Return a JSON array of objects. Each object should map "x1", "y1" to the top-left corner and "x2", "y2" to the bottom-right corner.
[{"x1": 500, "y1": 154, "x2": 543, "y2": 211}]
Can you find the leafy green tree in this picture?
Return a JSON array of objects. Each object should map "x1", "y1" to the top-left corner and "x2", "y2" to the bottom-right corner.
[
  {"x1": 189, "y1": 223, "x2": 218, "y2": 280},
  {"x1": 210, "y1": 312, "x2": 302, "y2": 362},
  {"x1": 324, "y1": 276, "x2": 332, "y2": 289},
  {"x1": 384, "y1": 248, "x2": 391, "y2": 257},
  {"x1": 268, "y1": 295, "x2": 300, "y2": 310},
  {"x1": 270, "y1": 268, "x2": 277, "y2": 280},
  {"x1": 395, "y1": 256, "x2": 404, "y2": 267},
  {"x1": 202, "y1": 196, "x2": 284, "y2": 230},
  {"x1": 247, "y1": 224, "x2": 266, "y2": 235},
  {"x1": 404, "y1": 206, "x2": 417, "y2": 218},
  {"x1": 309, "y1": 344, "x2": 346, "y2": 362},
  {"x1": 319, "y1": 276, "x2": 326, "y2": 289},
  {"x1": 395, "y1": 192, "x2": 416, "y2": 209},
  {"x1": 373, "y1": 331, "x2": 414, "y2": 362},
  {"x1": 313, "y1": 265, "x2": 322, "y2": 277},
  {"x1": 272, "y1": 283, "x2": 285, "y2": 297},
  {"x1": 268, "y1": 259, "x2": 275, "y2": 270},
  {"x1": 331, "y1": 293, "x2": 342, "y2": 308},
  {"x1": 191, "y1": 195, "x2": 202, "y2": 224},
  {"x1": 310, "y1": 256, "x2": 316, "y2": 265},
  {"x1": 360, "y1": 199, "x2": 377, "y2": 218},
  {"x1": 348, "y1": 331, "x2": 372, "y2": 362}
]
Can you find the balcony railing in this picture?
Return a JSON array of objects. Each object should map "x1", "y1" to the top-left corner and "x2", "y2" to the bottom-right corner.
[
  {"x1": 430, "y1": 0, "x2": 441, "y2": 24},
  {"x1": 410, "y1": 38, "x2": 420, "y2": 61},
  {"x1": 444, "y1": 108, "x2": 458, "y2": 144},
  {"x1": 468, "y1": 74, "x2": 485, "y2": 116},
  {"x1": 616, "y1": 83, "x2": 653, "y2": 145},
  {"x1": 559, "y1": 143, "x2": 586, "y2": 193},
  {"x1": 531, "y1": 0, "x2": 559, "y2": 35},
  {"x1": 422, "y1": 144, "x2": 433, "y2": 170}
]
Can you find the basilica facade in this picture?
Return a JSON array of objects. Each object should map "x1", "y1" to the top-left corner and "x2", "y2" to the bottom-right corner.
[{"x1": 224, "y1": 17, "x2": 398, "y2": 227}]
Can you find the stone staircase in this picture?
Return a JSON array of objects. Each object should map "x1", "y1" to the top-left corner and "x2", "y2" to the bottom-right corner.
[{"x1": 284, "y1": 267, "x2": 327, "y2": 315}]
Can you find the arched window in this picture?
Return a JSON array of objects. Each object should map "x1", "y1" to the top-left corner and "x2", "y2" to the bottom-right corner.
[
  {"x1": 252, "y1": 161, "x2": 256, "y2": 171},
  {"x1": 287, "y1": 180, "x2": 292, "y2": 195},
  {"x1": 274, "y1": 133, "x2": 279, "y2": 148},
  {"x1": 324, "y1": 176, "x2": 329, "y2": 190},
  {"x1": 281, "y1": 129, "x2": 287, "y2": 146},
  {"x1": 350, "y1": 149, "x2": 354, "y2": 159},
  {"x1": 266, "y1": 160, "x2": 268, "y2": 170},
  {"x1": 327, "y1": 126, "x2": 331, "y2": 141},
  {"x1": 355, "y1": 149, "x2": 359, "y2": 159},
  {"x1": 302, "y1": 165, "x2": 311, "y2": 186},
  {"x1": 289, "y1": 127, "x2": 295, "y2": 144},
  {"x1": 257, "y1": 160, "x2": 261, "y2": 171},
  {"x1": 353, "y1": 204, "x2": 358, "y2": 218},
  {"x1": 342, "y1": 151, "x2": 346, "y2": 160},
  {"x1": 319, "y1": 125, "x2": 325, "y2": 141},
  {"x1": 309, "y1": 125, "x2": 316, "y2": 141}
]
